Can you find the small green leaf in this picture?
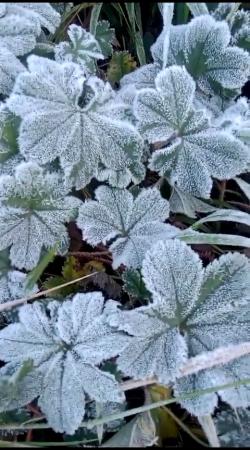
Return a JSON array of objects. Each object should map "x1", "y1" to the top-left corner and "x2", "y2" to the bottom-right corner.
[
  {"x1": 107, "y1": 51, "x2": 137, "y2": 85},
  {"x1": 122, "y1": 268, "x2": 151, "y2": 301},
  {"x1": 95, "y1": 20, "x2": 115, "y2": 57}
]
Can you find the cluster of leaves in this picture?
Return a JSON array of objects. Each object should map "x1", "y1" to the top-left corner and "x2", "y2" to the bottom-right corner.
[{"x1": 0, "y1": 2, "x2": 250, "y2": 447}]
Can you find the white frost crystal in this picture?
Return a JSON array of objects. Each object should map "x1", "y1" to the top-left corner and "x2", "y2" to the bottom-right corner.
[
  {"x1": 7, "y1": 56, "x2": 143, "y2": 189},
  {"x1": 0, "y1": 162, "x2": 80, "y2": 270},
  {"x1": 0, "y1": 292, "x2": 128, "y2": 434},
  {"x1": 107, "y1": 240, "x2": 250, "y2": 415},
  {"x1": 77, "y1": 185, "x2": 179, "y2": 268},
  {"x1": 134, "y1": 66, "x2": 248, "y2": 197}
]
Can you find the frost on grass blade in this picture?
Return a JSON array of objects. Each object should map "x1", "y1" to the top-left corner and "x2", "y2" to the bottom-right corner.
[
  {"x1": 7, "y1": 56, "x2": 143, "y2": 189},
  {"x1": 169, "y1": 184, "x2": 217, "y2": 218},
  {"x1": 55, "y1": 24, "x2": 104, "y2": 73},
  {"x1": 134, "y1": 66, "x2": 248, "y2": 198},
  {"x1": 0, "y1": 293, "x2": 127, "y2": 434},
  {"x1": 77, "y1": 185, "x2": 178, "y2": 269},
  {"x1": 0, "y1": 162, "x2": 80, "y2": 270},
  {"x1": 107, "y1": 240, "x2": 250, "y2": 416}
]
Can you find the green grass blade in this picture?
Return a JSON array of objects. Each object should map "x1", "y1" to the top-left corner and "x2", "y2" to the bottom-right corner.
[
  {"x1": 24, "y1": 245, "x2": 58, "y2": 291},
  {"x1": 90, "y1": 2, "x2": 103, "y2": 35}
]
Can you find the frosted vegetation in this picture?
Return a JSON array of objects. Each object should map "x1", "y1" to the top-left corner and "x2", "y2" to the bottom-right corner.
[{"x1": 0, "y1": 2, "x2": 249, "y2": 446}]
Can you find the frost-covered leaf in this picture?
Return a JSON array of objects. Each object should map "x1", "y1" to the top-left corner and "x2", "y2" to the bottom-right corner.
[
  {"x1": 159, "y1": 3, "x2": 174, "y2": 68},
  {"x1": 134, "y1": 66, "x2": 248, "y2": 198},
  {"x1": 211, "y1": 3, "x2": 237, "y2": 21},
  {"x1": 107, "y1": 239, "x2": 250, "y2": 415},
  {"x1": 182, "y1": 15, "x2": 250, "y2": 94},
  {"x1": 15, "y1": 3, "x2": 61, "y2": 34},
  {"x1": 0, "y1": 162, "x2": 80, "y2": 270},
  {"x1": 213, "y1": 98, "x2": 250, "y2": 165},
  {"x1": 52, "y1": 2, "x2": 73, "y2": 15},
  {"x1": 169, "y1": 184, "x2": 217, "y2": 218},
  {"x1": 0, "y1": 360, "x2": 41, "y2": 413},
  {"x1": 213, "y1": 4, "x2": 250, "y2": 51},
  {"x1": 96, "y1": 20, "x2": 115, "y2": 58},
  {"x1": 0, "y1": 47, "x2": 26, "y2": 96},
  {"x1": 0, "y1": 3, "x2": 60, "y2": 56},
  {"x1": 0, "y1": 292, "x2": 127, "y2": 434},
  {"x1": 0, "y1": 9, "x2": 39, "y2": 56},
  {"x1": 55, "y1": 24, "x2": 104, "y2": 73},
  {"x1": 120, "y1": 63, "x2": 159, "y2": 92},
  {"x1": 77, "y1": 185, "x2": 179, "y2": 269},
  {"x1": 7, "y1": 56, "x2": 143, "y2": 189},
  {"x1": 152, "y1": 14, "x2": 250, "y2": 96},
  {"x1": 96, "y1": 160, "x2": 146, "y2": 188},
  {"x1": 215, "y1": 406, "x2": 250, "y2": 447},
  {"x1": 0, "y1": 269, "x2": 37, "y2": 322}
]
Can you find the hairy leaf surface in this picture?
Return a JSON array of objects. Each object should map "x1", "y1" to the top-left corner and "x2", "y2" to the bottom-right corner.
[
  {"x1": 55, "y1": 24, "x2": 104, "y2": 73},
  {"x1": 107, "y1": 240, "x2": 250, "y2": 415},
  {"x1": 134, "y1": 66, "x2": 248, "y2": 197},
  {"x1": 77, "y1": 186, "x2": 178, "y2": 268},
  {"x1": 0, "y1": 162, "x2": 80, "y2": 270},
  {"x1": 0, "y1": 3, "x2": 60, "y2": 56},
  {"x1": 7, "y1": 56, "x2": 143, "y2": 189},
  {"x1": 0, "y1": 293, "x2": 127, "y2": 434}
]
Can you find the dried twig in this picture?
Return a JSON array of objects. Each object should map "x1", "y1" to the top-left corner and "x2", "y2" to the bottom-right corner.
[{"x1": 0, "y1": 272, "x2": 99, "y2": 313}]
